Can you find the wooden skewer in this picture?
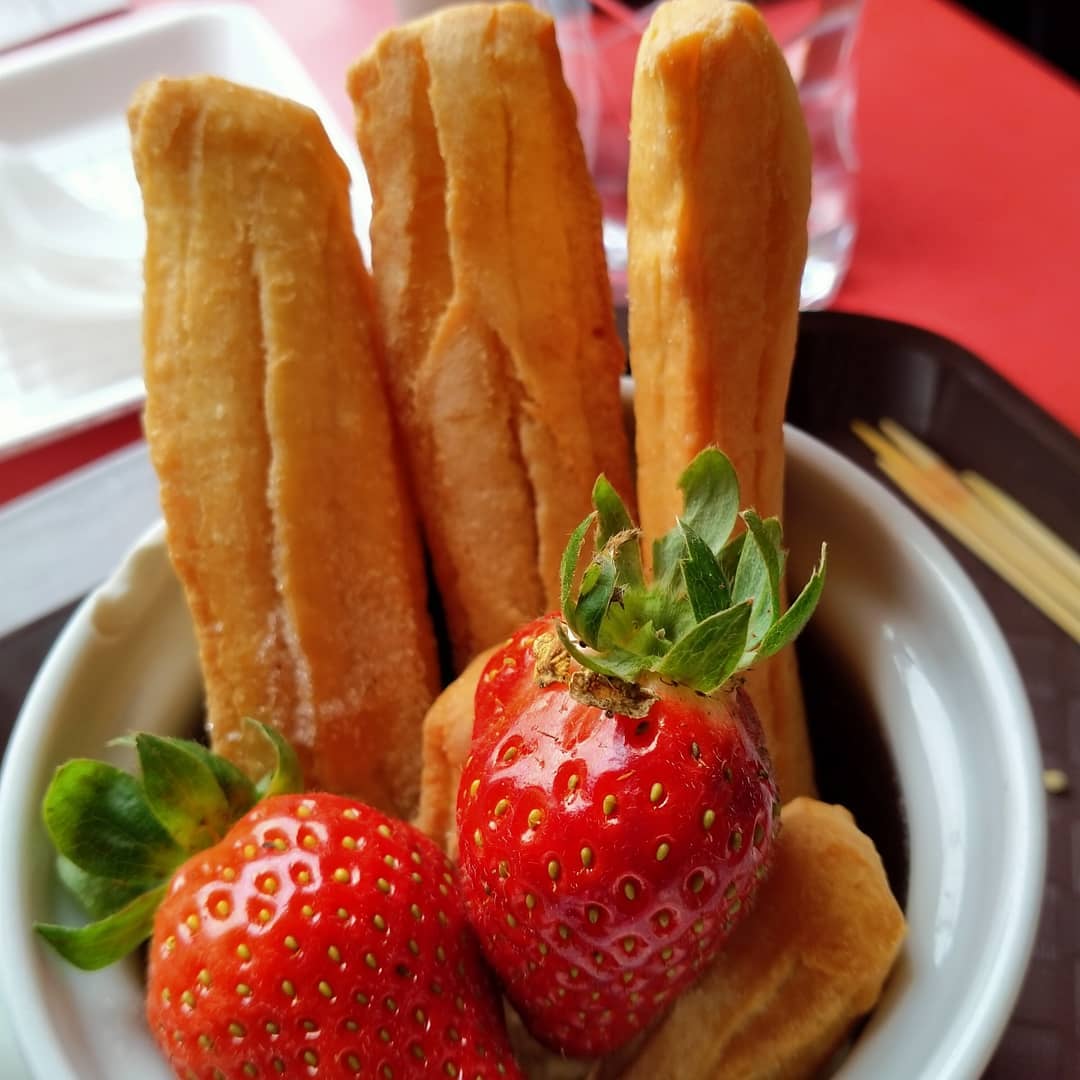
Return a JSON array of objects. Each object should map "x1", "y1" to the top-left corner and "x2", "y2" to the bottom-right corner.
[
  {"x1": 878, "y1": 418, "x2": 943, "y2": 470},
  {"x1": 852, "y1": 420, "x2": 1080, "y2": 644},
  {"x1": 874, "y1": 421, "x2": 1080, "y2": 594},
  {"x1": 850, "y1": 419, "x2": 894, "y2": 460},
  {"x1": 959, "y1": 470, "x2": 1080, "y2": 592}
]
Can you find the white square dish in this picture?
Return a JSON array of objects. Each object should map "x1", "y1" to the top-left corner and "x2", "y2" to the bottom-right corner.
[{"x1": 0, "y1": 3, "x2": 371, "y2": 459}]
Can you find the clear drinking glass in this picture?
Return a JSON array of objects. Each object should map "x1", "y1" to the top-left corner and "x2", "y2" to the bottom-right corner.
[
  {"x1": 544, "y1": 0, "x2": 864, "y2": 309},
  {"x1": 760, "y1": 0, "x2": 863, "y2": 309},
  {"x1": 395, "y1": 0, "x2": 863, "y2": 310}
]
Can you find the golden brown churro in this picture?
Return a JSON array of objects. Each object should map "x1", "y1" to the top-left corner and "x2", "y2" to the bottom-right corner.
[
  {"x1": 627, "y1": 0, "x2": 816, "y2": 799},
  {"x1": 349, "y1": 2, "x2": 633, "y2": 671},
  {"x1": 610, "y1": 798, "x2": 906, "y2": 1080},
  {"x1": 414, "y1": 645, "x2": 496, "y2": 859},
  {"x1": 131, "y1": 76, "x2": 438, "y2": 817}
]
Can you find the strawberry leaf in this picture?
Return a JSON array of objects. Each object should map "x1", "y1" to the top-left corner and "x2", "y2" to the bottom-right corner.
[
  {"x1": 251, "y1": 721, "x2": 304, "y2": 800},
  {"x1": 554, "y1": 447, "x2": 825, "y2": 696},
  {"x1": 757, "y1": 544, "x2": 827, "y2": 660},
  {"x1": 653, "y1": 450, "x2": 739, "y2": 583},
  {"x1": 598, "y1": 600, "x2": 671, "y2": 659},
  {"x1": 655, "y1": 601, "x2": 752, "y2": 692},
  {"x1": 679, "y1": 520, "x2": 730, "y2": 620},
  {"x1": 42, "y1": 760, "x2": 184, "y2": 885},
  {"x1": 717, "y1": 531, "x2": 746, "y2": 590},
  {"x1": 56, "y1": 856, "x2": 147, "y2": 921},
  {"x1": 560, "y1": 512, "x2": 595, "y2": 630},
  {"x1": 763, "y1": 516, "x2": 784, "y2": 554},
  {"x1": 575, "y1": 552, "x2": 617, "y2": 648},
  {"x1": 651, "y1": 529, "x2": 685, "y2": 592},
  {"x1": 136, "y1": 734, "x2": 232, "y2": 851},
  {"x1": 35, "y1": 883, "x2": 166, "y2": 971},
  {"x1": 677, "y1": 448, "x2": 740, "y2": 554},
  {"x1": 557, "y1": 623, "x2": 652, "y2": 683},
  {"x1": 733, "y1": 511, "x2": 782, "y2": 648},
  {"x1": 158, "y1": 737, "x2": 256, "y2": 819},
  {"x1": 592, "y1": 476, "x2": 643, "y2": 588}
]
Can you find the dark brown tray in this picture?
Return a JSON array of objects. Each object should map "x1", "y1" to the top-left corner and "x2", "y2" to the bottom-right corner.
[
  {"x1": 1, "y1": 312, "x2": 1076, "y2": 1076},
  {"x1": 789, "y1": 311, "x2": 1080, "y2": 1079}
]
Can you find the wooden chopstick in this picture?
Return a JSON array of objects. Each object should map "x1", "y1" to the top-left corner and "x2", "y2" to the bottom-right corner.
[
  {"x1": 874, "y1": 421, "x2": 1080, "y2": 586},
  {"x1": 851, "y1": 419, "x2": 1080, "y2": 643},
  {"x1": 959, "y1": 470, "x2": 1080, "y2": 592}
]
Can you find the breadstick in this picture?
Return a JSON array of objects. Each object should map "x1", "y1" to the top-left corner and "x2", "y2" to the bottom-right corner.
[
  {"x1": 414, "y1": 645, "x2": 496, "y2": 858},
  {"x1": 627, "y1": 0, "x2": 815, "y2": 798},
  {"x1": 608, "y1": 798, "x2": 906, "y2": 1080},
  {"x1": 348, "y1": 2, "x2": 633, "y2": 670},
  {"x1": 131, "y1": 76, "x2": 438, "y2": 816}
]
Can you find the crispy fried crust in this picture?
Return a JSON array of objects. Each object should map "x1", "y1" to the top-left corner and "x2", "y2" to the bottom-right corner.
[
  {"x1": 608, "y1": 798, "x2": 906, "y2": 1080},
  {"x1": 627, "y1": 0, "x2": 815, "y2": 800},
  {"x1": 348, "y1": 2, "x2": 633, "y2": 671},
  {"x1": 414, "y1": 645, "x2": 497, "y2": 859},
  {"x1": 131, "y1": 76, "x2": 438, "y2": 816}
]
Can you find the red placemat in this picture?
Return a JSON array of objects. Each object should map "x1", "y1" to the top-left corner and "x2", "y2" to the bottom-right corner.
[{"x1": 836, "y1": 0, "x2": 1080, "y2": 437}]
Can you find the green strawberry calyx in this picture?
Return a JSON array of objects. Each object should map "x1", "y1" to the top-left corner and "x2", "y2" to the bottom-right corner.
[
  {"x1": 548, "y1": 447, "x2": 826, "y2": 712},
  {"x1": 34, "y1": 721, "x2": 302, "y2": 971}
]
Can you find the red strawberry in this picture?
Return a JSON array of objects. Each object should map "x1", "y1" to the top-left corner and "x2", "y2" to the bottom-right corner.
[
  {"x1": 456, "y1": 449, "x2": 825, "y2": 1057},
  {"x1": 147, "y1": 793, "x2": 518, "y2": 1079},
  {"x1": 458, "y1": 622, "x2": 775, "y2": 1057},
  {"x1": 36, "y1": 725, "x2": 521, "y2": 1079}
]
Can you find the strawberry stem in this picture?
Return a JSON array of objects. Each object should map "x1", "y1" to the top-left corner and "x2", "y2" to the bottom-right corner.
[{"x1": 560, "y1": 448, "x2": 826, "y2": 694}]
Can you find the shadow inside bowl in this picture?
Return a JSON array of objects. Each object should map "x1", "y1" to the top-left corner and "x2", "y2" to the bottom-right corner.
[{"x1": 799, "y1": 627, "x2": 910, "y2": 907}]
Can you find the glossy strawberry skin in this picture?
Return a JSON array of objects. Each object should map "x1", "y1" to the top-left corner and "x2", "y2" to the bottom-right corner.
[
  {"x1": 146, "y1": 793, "x2": 520, "y2": 1079},
  {"x1": 456, "y1": 616, "x2": 779, "y2": 1057}
]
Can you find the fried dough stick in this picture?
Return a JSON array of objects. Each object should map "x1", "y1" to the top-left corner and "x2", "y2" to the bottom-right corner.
[
  {"x1": 414, "y1": 646, "x2": 497, "y2": 860},
  {"x1": 349, "y1": 2, "x2": 633, "y2": 670},
  {"x1": 608, "y1": 798, "x2": 906, "y2": 1080},
  {"x1": 627, "y1": 0, "x2": 815, "y2": 799},
  {"x1": 131, "y1": 77, "x2": 438, "y2": 816}
]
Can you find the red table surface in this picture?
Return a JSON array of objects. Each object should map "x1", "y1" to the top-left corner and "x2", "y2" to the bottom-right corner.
[
  {"x1": 838, "y1": 0, "x2": 1080, "y2": 436},
  {"x1": 1, "y1": 0, "x2": 1077, "y2": 507}
]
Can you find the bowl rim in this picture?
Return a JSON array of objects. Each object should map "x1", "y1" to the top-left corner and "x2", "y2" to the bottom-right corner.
[
  {"x1": 0, "y1": 426, "x2": 1046, "y2": 1080},
  {"x1": 786, "y1": 426, "x2": 1045, "y2": 1079}
]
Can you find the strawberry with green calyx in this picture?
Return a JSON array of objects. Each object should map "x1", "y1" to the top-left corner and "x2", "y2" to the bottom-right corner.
[
  {"x1": 37, "y1": 724, "x2": 521, "y2": 1079},
  {"x1": 37, "y1": 722, "x2": 300, "y2": 968},
  {"x1": 456, "y1": 447, "x2": 825, "y2": 1057}
]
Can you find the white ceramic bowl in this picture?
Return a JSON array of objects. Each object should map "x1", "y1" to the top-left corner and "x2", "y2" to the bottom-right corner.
[{"x1": 0, "y1": 428, "x2": 1044, "y2": 1080}]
